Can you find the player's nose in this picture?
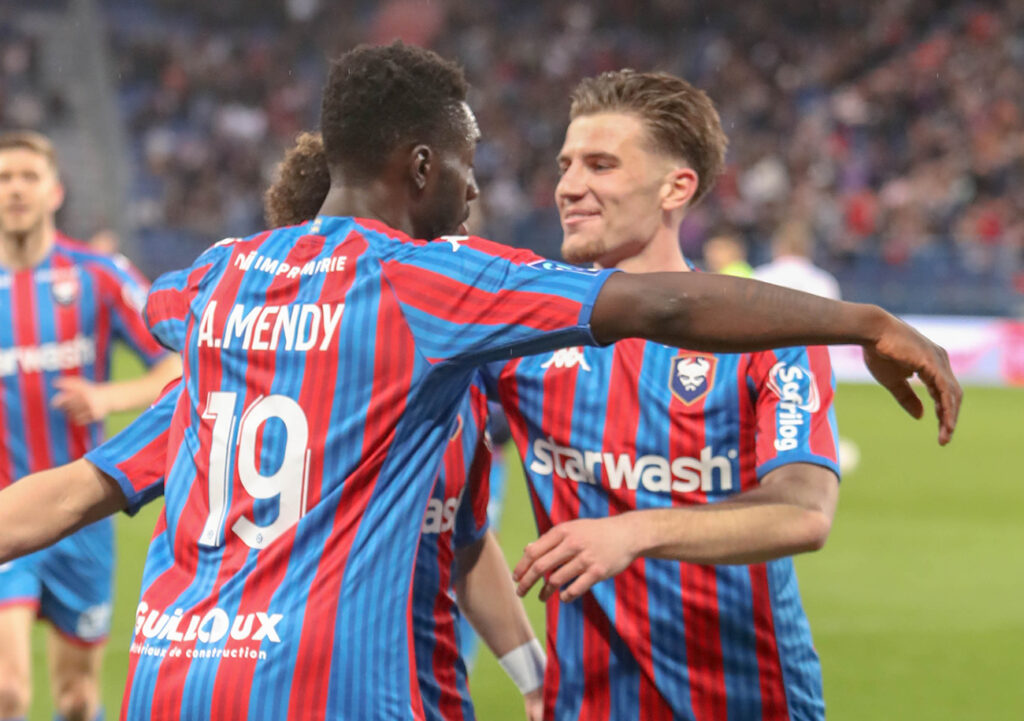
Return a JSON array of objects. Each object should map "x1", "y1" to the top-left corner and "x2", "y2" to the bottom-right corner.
[{"x1": 556, "y1": 162, "x2": 585, "y2": 202}]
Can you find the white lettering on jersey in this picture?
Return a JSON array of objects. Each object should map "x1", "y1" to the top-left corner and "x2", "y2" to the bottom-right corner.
[
  {"x1": 529, "y1": 437, "x2": 736, "y2": 494},
  {"x1": 540, "y1": 347, "x2": 591, "y2": 372},
  {"x1": 0, "y1": 335, "x2": 95, "y2": 377},
  {"x1": 197, "y1": 303, "x2": 344, "y2": 353},
  {"x1": 766, "y1": 362, "x2": 820, "y2": 451},
  {"x1": 134, "y1": 601, "x2": 284, "y2": 644},
  {"x1": 234, "y1": 251, "x2": 347, "y2": 279},
  {"x1": 422, "y1": 485, "x2": 466, "y2": 535}
]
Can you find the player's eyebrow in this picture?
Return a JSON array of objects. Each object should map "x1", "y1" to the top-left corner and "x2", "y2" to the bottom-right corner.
[{"x1": 558, "y1": 150, "x2": 619, "y2": 168}]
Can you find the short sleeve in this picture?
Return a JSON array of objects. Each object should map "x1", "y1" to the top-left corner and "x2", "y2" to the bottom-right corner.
[
  {"x1": 379, "y1": 235, "x2": 617, "y2": 365},
  {"x1": 98, "y1": 254, "x2": 167, "y2": 365},
  {"x1": 452, "y1": 429, "x2": 492, "y2": 549},
  {"x1": 144, "y1": 242, "x2": 227, "y2": 352},
  {"x1": 751, "y1": 345, "x2": 841, "y2": 479},
  {"x1": 86, "y1": 379, "x2": 180, "y2": 515}
]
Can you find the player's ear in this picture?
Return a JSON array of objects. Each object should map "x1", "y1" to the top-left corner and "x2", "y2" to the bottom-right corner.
[
  {"x1": 409, "y1": 145, "x2": 433, "y2": 192},
  {"x1": 661, "y1": 166, "x2": 698, "y2": 213},
  {"x1": 48, "y1": 180, "x2": 66, "y2": 214}
]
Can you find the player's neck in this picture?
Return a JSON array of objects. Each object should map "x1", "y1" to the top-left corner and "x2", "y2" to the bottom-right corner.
[
  {"x1": 610, "y1": 229, "x2": 690, "y2": 273},
  {"x1": 0, "y1": 222, "x2": 55, "y2": 271},
  {"x1": 317, "y1": 183, "x2": 417, "y2": 237}
]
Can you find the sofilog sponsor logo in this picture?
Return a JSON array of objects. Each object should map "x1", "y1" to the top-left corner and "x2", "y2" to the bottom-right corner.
[{"x1": 767, "y1": 362, "x2": 820, "y2": 451}]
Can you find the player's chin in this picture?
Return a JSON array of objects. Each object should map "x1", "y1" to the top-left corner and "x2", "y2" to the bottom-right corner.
[{"x1": 560, "y1": 234, "x2": 603, "y2": 265}]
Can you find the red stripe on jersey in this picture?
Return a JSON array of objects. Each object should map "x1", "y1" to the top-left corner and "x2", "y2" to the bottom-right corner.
[
  {"x1": 288, "y1": 267, "x2": 424, "y2": 720},
  {"x1": 576, "y1": 595, "x2": 611, "y2": 721},
  {"x1": 144, "y1": 246, "x2": 252, "y2": 721},
  {"x1": 741, "y1": 353, "x2": 790, "y2": 719},
  {"x1": 602, "y1": 340, "x2": 674, "y2": 717},
  {"x1": 749, "y1": 561, "x2": 789, "y2": 720},
  {"x1": 91, "y1": 260, "x2": 164, "y2": 362},
  {"x1": 666, "y1": 349, "x2": 727, "y2": 721},
  {"x1": 383, "y1": 261, "x2": 583, "y2": 333},
  {"x1": 806, "y1": 347, "x2": 838, "y2": 461},
  {"x1": 538, "y1": 346, "x2": 587, "y2": 714},
  {"x1": 90, "y1": 264, "x2": 114, "y2": 384},
  {"x1": 208, "y1": 237, "x2": 325, "y2": 720},
  {"x1": 432, "y1": 442, "x2": 466, "y2": 721},
  {"x1": 51, "y1": 254, "x2": 89, "y2": 460},
  {"x1": 13, "y1": 270, "x2": 53, "y2": 473}
]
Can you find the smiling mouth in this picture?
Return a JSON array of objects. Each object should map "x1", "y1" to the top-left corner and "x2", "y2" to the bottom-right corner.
[{"x1": 562, "y1": 211, "x2": 600, "y2": 226}]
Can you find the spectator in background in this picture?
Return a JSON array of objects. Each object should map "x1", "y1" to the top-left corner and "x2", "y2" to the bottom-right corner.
[
  {"x1": 755, "y1": 218, "x2": 841, "y2": 300},
  {"x1": 702, "y1": 231, "x2": 754, "y2": 277}
]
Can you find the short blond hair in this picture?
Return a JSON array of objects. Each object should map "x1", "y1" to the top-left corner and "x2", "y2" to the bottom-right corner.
[
  {"x1": 570, "y1": 70, "x2": 727, "y2": 207},
  {"x1": 0, "y1": 130, "x2": 59, "y2": 173}
]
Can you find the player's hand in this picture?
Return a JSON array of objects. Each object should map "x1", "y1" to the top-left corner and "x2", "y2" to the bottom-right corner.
[
  {"x1": 862, "y1": 312, "x2": 962, "y2": 445},
  {"x1": 522, "y1": 688, "x2": 543, "y2": 721},
  {"x1": 51, "y1": 376, "x2": 111, "y2": 425},
  {"x1": 513, "y1": 517, "x2": 638, "y2": 603}
]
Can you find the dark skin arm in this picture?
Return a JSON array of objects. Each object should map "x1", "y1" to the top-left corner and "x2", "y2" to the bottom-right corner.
[{"x1": 591, "y1": 272, "x2": 961, "y2": 445}]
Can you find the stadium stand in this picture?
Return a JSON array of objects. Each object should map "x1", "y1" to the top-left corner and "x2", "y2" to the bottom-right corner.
[{"x1": 7, "y1": 0, "x2": 1022, "y2": 314}]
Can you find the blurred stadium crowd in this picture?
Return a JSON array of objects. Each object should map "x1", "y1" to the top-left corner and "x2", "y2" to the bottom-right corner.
[{"x1": 2, "y1": 0, "x2": 1022, "y2": 314}]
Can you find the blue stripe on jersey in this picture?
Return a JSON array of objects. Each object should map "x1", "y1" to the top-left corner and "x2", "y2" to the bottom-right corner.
[
  {"x1": 0, "y1": 279, "x2": 27, "y2": 482},
  {"x1": 767, "y1": 558, "x2": 823, "y2": 720}
]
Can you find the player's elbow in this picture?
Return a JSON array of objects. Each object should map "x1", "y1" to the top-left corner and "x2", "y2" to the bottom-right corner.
[{"x1": 794, "y1": 509, "x2": 833, "y2": 554}]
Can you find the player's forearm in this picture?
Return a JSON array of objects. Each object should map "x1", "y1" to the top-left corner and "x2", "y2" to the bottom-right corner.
[
  {"x1": 0, "y1": 459, "x2": 126, "y2": 563},
  {"x1": 623, "y1": 468, "x2": 838, "y2": 565},
  {"x1": 455, "y1": 532, "x2": 539, "y2": 656},
  {"x1": 623, "y1": 503, "x2": 831, "y2": 565},
  {"x1": 593, "y1": 272, "x2": 890, "y2": 351},
  {"x1": 102, "y1": 354, "x2": 182, "y2": 414}
]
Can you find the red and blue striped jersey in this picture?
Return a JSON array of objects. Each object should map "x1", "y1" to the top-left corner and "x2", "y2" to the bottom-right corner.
[
  {"x1": 117, "y1": 216, "x2": 613, "y2": 721},
  {"x1": 90, "y1": 375, "x2": 492, "y2": 721},
  {"x1": 484, "y1": 341, "x2": 839, "y2": 721},
  {"x1": 0, "y1": 235, "x2": 165, "y2": 489},
  {"x1": 412, "y1": 380, "x2": 491, "y2": 721}
]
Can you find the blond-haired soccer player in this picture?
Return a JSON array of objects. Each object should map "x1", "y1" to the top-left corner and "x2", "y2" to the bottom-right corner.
[{"x1": 0, "y1": 131, "x2": 180, "y2": 721}]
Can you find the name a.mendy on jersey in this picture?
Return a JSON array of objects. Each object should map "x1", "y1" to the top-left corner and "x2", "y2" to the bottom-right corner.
[{"x1": 196, "y1": 301, "x2": 344, "y2": 353}]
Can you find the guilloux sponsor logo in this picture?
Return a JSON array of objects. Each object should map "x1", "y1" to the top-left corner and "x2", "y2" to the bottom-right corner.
[
  {"x1": 134, "y1": 602, "x2": 284, "y2": 644},
  {"x1": 529, "y1": 437, "x2": 736, "y2": 494},
  {"x1": 766, "y1": 361, "x2": 820, "y2": 451}
]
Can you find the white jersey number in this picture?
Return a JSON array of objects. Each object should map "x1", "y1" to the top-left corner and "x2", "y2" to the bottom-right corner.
[{"x1": 198, "y1": 391, "x2": 310, "y2": 550}]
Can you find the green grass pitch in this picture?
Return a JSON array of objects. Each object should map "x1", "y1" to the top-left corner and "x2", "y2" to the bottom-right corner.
[{"x1": 26, "y1": 350, "x2": 1024, "y2": 720}]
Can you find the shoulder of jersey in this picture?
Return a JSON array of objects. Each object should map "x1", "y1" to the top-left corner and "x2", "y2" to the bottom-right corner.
[{"x1": 54, "y1": 236, "x2": 135, "y2": 273}]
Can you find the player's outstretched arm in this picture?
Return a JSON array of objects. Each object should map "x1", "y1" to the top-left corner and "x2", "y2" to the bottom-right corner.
[
  {"x1": 591, "y1": 272, "x2": 961, "y2": 444},
  {"x1": 513, "y1": 464, "x2": 838, "y2": 603},
  {"x1": 51, "y1": 354, "x2": 183, "y2": 425},
  {"x1": 0, "y1": 459, "x2": 126, "y2": 564},
  {"x1": 455, "y1": 532, "x2": 544, "y2": 719}
]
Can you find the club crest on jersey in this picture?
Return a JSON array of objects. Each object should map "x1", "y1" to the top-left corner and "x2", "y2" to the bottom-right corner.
[
  {"x1": 670, "y1": 353, "x2": 716, "y2": 405},
  {"x1": 50, "y1": 267, "x2": 80, "y2": 306}
]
